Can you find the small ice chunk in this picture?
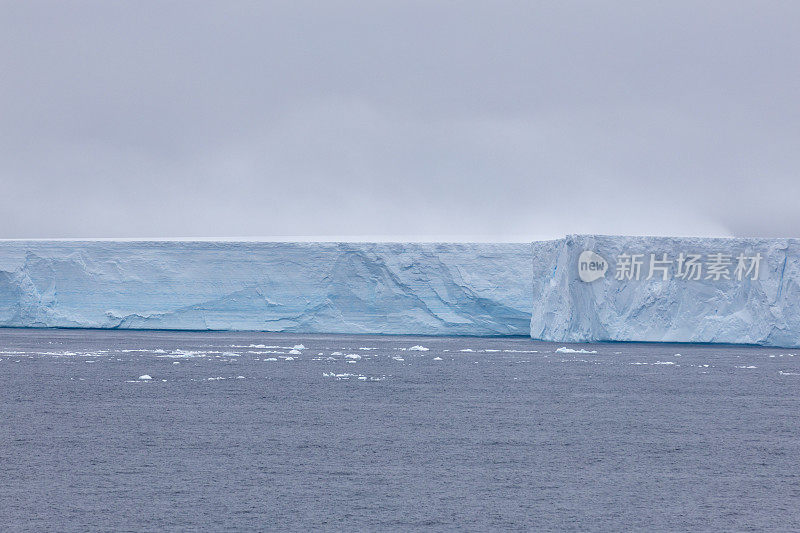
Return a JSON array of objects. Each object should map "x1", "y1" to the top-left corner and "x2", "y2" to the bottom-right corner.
[
  {"x1": 172, "y1": 361, "x2": 180, "y2": 365},
  {"x1": 264, "y1": 357, "x2": 278, "y2": 361},
  {"x1": 433, "y1": 356, "x2": 443, "y2": 361},
  {"x1": 555, "y1": 347, "x2": 597, "y2": 354},
  {"x1": 345, "y1": 354, "x2": 362, "y2": 360},
  {"x1": 138, "y1": 375, "x2": 152, "y2": 380},
  {"x1": 288, "y1": 349, "x2": 302, "y2": 355},
  {"x1": 284, "y1": 357, "x2": 295, "y2": 361},
  {"x1": 293, "y1": 344, "x2": 305, "y2": 350},
  {"x1": 408, "y1": 345, "x2": 429, "y2": 351}
]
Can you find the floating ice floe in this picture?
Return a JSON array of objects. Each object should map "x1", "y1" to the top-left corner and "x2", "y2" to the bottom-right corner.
[
  {"x1": 735, "y1": 365, "x2": 757, "y2": 369},
  {"x1": 263, "y1": 357, "x2": 278, "y2": 361},
  {"x1": 653, "y1": 361, "x2": 676, "y2": 365},
  {"x1": 293, "y1": 345, "x2": 305, "y2": 350},
  {"x1": 322, "y1": 372, "x2": 385, "y2": 381},
  {"x1": 160, "y1": 350, "x2": 207, "y2": 359},
  {"x1": 323, "y1": 372, "x2": 355, "y2": 378},
  {"x1": 138, "y1": 375, "x2": 152, "y2": 380},
  {"x1": 283, "y1": 356, "x2": 295, "y2": 361},
  {"x1": 779, "y1": 371, "x2": 800, "y2": 376},
  {"x1": 236, "y1": 344, "x2": 281, "y2": 349},
  {"x1": 288, "y1": 349, "x2": 302, "y2": 355},
  {"x1": 345, "y1": 354, "x2": 361, "y2": 360},
  {"x1": 408, "y1": 345, "x2": 429, "y2": 351},
  {"x1": 555, "y1": 347, "x2": 597, "y2": 354},
  {"x1": 433, "y1": 357, "x2": 443, "y2": 361},
  {"x1": 392, "y1": 356, "x2": 405, "y2": 361},
  {"x1": 459, "y1": 349, "x2": 474, "y2": 352}
]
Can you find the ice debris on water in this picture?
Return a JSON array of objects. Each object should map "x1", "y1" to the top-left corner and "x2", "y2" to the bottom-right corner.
[
  {"x1": 322, "y1": 372, "x2": 385, "y2": 381},
  {"x1": 555, "y1": 347, "x2": 597, "y2": 354}
]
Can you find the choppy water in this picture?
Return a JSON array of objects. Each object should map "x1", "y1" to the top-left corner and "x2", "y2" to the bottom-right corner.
[{"x1": 1, "y1": 328, "x2": 799, "y2": 531}]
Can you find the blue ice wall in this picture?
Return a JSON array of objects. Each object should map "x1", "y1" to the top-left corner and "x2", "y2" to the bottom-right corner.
[
  {"x1": 2, "y1": 237, "x2": 798, "y2": 346},
  {"x1": 530, "y1": 235, "x2": 800, "y2": 347},
  {"x1": 0, "y1": 241, "x2": 534, "y2": 335}
]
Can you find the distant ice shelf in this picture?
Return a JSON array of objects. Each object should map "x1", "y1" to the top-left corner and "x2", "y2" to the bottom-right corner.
[{"x1": 0, "y1": 236, "x2": 798, "y2": 347}]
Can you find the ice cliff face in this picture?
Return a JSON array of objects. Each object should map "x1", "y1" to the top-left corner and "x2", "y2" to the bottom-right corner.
[
  {"x1": 0, "y1": 241, "x2": 533, "y2": 335},
  {"x1": 1, "y1": 237, "x2": 798, "y2": 346},
  {"x1": 530, "y1": 235, "x2": 800, "y2": 347}
]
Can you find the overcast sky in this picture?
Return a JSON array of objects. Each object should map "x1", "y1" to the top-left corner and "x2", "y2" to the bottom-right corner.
[{"x1": 1, "y1": 1, "x2": 798, "y2": 240}]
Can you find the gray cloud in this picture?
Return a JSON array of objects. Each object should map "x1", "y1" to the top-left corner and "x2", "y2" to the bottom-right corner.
[{"x1": 2, "y1": 1, "x2": 799, "y2": 239}]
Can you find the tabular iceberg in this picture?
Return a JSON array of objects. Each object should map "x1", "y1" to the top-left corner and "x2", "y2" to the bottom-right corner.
[
  {"x1": 0, "y1": 241, "x2": 534, "y2": 335},
  {"x1": 531, "y1": 235, "x2": 800, "y2": 347},
  {"x1": 1, "y1": 236, "x2": 798, "y2": 347}
]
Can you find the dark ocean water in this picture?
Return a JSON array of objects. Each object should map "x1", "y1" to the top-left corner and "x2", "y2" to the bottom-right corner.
[{"x1": 1, "y1": 328, "x2": 799, "y2": 532}]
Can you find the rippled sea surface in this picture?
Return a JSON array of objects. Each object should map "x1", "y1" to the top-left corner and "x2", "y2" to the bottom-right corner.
[{"x1": 1, "y1": 328, "x2": 799, "y2": 531}]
